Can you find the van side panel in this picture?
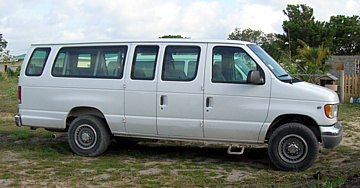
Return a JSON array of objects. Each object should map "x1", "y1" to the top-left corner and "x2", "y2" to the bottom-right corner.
[{"x1": 20, "y1": 45, "x2": 127, "y2": 133}]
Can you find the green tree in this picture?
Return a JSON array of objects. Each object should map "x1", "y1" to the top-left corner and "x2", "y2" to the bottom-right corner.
[
  {"x1": 295, "y1": 39, "x2": 332, "y2": 83},
  {"x1": 278, "y1": 4, "x2": 334, "y2": 56},
  {"x1": 228, "y1": 27, "x2": 278, "y2": 44},
  {"x1": 159, "y1": 35, "x2": 189, "y2": 38},
  {"x1": 228, "y1": 27, "x2": 266, "y2": 44},
  {"x1": 327, "y1": 15, "x2": 360, "y2": 55},
  {"x1": 261, "y1": 41, "x2": 289, "y2": 62},
  {"x1": 228, "y1": 28, "x2": 286, "y2": 61},
  {"x1": 0, "y1": 33, "x2": 16, "y2": 65},
  {"x1": 0, "y1": 33, "x2": 8, "y2": 52}
]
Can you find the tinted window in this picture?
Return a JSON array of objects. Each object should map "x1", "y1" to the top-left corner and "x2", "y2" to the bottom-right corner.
[
  {"x1": 212, "y1": 46, "x2": 261, "y2": 83},
  {"x1": 162, "y1": 46, "x2": 200, "y2": 81},
  {"x1": 52, "y1": 46, "x2": 127, "y2": 78},
  {"x1": 131, "y1": 46, "x2": 159, "y2": 80},
  {"x1": 25, "y1": 48, "x2": 51, "y2": 76}
]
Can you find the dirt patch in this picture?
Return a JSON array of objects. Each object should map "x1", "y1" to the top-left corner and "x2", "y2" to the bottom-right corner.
[
  {"x1": 0, "y1": 120, "x2": 359, "y2": 187},
  {"x1": 0, "y1": 113, "x2": 14, "y2": 120},
  {"x1": 341, "y1": 121, "x2": 360, "y2": 149},
  {"x1": 226, "y1": 169, "x2": 258, "y2": 182},
  {"x1": 139, "y1": 168, "x2": 162, "y2": 175}
]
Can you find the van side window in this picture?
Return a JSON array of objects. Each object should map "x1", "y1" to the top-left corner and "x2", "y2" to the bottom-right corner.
[
  {"x1": 162, "y1": 46, "x2": 200, "y2": 81},
  {"x1": 131, "y1": 46, "x2": 159, "y2": 80},
  {"x1": 212, "y1": 46, "x2": 262, "y2": 83},
  {"x1": 52, "y1": 46, "x2": 127, "y2": 78},
  {"x1": 25, "y1": 48, "x2": 51, "y2": 76}
]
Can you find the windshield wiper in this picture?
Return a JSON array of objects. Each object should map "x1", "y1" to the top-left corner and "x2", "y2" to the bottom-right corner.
[{"x1": 278, "y1": 74, "x2": 289, "y2": 77}]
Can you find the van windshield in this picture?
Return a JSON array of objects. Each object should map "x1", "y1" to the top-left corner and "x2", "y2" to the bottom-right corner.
[{"x1": 248, "y1": 44, "x2": 294, "y2": 82}]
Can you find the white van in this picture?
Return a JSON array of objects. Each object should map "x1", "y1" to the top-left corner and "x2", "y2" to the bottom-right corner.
[{"x1": 15, "y1": 39, "x2": 342, "y2": 171}]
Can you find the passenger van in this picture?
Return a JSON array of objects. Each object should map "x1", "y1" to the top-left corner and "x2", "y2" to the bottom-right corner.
[{"x1": 15, "y1": 39, "x2": 342, "y2": 171}]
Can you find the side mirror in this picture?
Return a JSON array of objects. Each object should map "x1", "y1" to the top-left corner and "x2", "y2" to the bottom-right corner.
[{"x1": 247, "y1": 70, "x2": 264, "y2": 85}]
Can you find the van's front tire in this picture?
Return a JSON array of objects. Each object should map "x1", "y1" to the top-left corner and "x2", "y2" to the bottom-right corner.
[
  {"x1": 68, "y1": 115, "x2": 110, "y2": 157},
  {"x1": 268, "y1": 123, "x2": 318, "y2": 171}
]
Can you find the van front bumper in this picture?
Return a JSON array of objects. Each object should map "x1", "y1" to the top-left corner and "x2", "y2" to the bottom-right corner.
[
  {"x1": 320, "y1": 122, "x2": 343, "y2": 149},
  {"x1": 15, "y1": 114, "x2": 22, "y2": 127}
]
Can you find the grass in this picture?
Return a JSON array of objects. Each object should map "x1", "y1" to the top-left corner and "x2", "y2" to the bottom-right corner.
[
  {"x1": 0, "y1": 77, "x2": 360, "y2": 187},
  {"x1": 0, "y1": 76, "x2": 18, "y2": 114}
]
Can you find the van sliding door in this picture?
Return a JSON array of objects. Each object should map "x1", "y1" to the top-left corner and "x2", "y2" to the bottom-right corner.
[
  {"x1": 124, "y1": 44, "x2": 160, "y2": 135},
  {"x1": 156, "y1": 44, "x2": 207, "y2": 138}
]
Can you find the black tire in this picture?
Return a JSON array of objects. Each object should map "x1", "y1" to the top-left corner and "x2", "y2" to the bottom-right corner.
[
  {"x1": 268, "y1": 123, "x2": 319, "y2": 171},
  {"x1": 68, "y1": 115, "x2": 111, "y2": 157}
]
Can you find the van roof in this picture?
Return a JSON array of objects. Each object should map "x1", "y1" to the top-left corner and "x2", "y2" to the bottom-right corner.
[{"x1": 31, "y1": 39, "x2": 254, "y2": 46}]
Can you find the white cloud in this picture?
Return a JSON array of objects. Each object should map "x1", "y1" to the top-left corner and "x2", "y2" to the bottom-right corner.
[
  {"x1": 345, "y1": 0, "x2": 360, "y2": 16},
  {"x1": 0, "y1": 0, "x2": 359, "y2": 55},
  {"x1": 225, "y1": 3, "x2": 286, "y2": 34},
  {"x1": 62, "y1": 30, "x2": 84, "y2": 41}
]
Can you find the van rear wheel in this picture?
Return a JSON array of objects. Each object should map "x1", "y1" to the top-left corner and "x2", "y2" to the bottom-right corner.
[
  {"x1": 268, "y1": 123, "x2": 318, "y2": 171},
  {"x1": 68, "y1": 115, "x2": 110, "y2": 157}
]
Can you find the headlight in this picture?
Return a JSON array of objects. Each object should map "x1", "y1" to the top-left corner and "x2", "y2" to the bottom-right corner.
[{"x1": 324, "y1": 104, "x2": 338, "y2": 119}]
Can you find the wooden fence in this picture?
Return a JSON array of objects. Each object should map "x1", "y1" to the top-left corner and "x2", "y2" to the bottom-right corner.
[{"x1": 344, "y1": 74, "x2": 359, "y2": 100}]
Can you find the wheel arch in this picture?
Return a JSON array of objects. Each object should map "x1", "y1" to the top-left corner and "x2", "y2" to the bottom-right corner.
[
  {"x1": 265, "y1": 114, "x2": 321, "y2": 143},
  {"x1": 66, "y1": 106, "x2": 108, "y2": 130}
]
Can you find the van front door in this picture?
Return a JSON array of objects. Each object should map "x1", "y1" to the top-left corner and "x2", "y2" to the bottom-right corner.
[
  {"x1": 157, "y1": 44, "x2": 206, "y2": 138},
  {"x1": 203, "y1": 44, "x2": 271, "y2": 142}
]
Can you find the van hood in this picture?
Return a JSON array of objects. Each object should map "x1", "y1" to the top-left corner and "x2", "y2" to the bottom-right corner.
[{"x1": 272, "y1": 80, "x2": 339, "y2": 103}]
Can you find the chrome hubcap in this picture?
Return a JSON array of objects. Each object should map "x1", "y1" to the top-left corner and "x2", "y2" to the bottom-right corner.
[{"x1": 74, "y1": 124, "x2": 97, "y2": 150}]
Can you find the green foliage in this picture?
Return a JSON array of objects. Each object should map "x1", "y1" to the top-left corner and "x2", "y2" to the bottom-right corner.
[
  {"x1": 328, "y1": 15, "x2": 360, "y2": 55},
  {"x1": 15, "y1": 65, "x2": 21, "y2": 76},
  {"x1": 6, "y1": 68, "x2": 15, "y2": 77},
  {"x1": 260, "y1": 41, "x2": 288, "y2": 62},
  {"x1": 228, "y1": 27, "x2": 264, "y2": 43},
  {"x1": 0, "y1": 33, "x2": 8, "y2": 52},
  {"x1": 293, "y1": 40, "x2": 332, "y2": 82},
  {"x1": 228, "y1": 28, "x2": 286, "y2": 62},
  {"x1": 229, "y1": 4, "x2": 360, "y2": 78},
  {"x1": 159, "y1": 35, "x2": 189, "y2": 38},
  {"x1": 283, "y1": 4, "x2": 314, "y2": 22},
  {"x1": 228, "y1": 27, "x2": 277, "y2": 45},
  {"x1": 278, "y1": 58, "x2": 299, "y2": 75},
  {"x1": 0, "y1": 33, "x2": 17, "y2": 64},
  {"x1": 279, "y1": 4, "x2": 334, "y2": 57},
  {"x1": 0, "y1": 77, "x2": 18, "y2": 113},
  {"x1": 279, "y1": 4, "x2": 360, "y2": 56},
  {"x1": 0, "y1": 67, "x2": 19, "y2": 80}
]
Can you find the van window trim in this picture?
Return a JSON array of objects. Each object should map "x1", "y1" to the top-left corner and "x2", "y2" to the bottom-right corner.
[
  {"x1": 25, "y1": 48, "x2": 51, "y2": 76},
  {"x1": 161, "y1": 45, "x2": 201, "y2": 82},
  {"x1": 211, "y1": 45, "x2": 265, "y2": 84},
  {"x1": 51, "y1": 45, "x2": 128, "y2": 79},
  {"x1": 130, "y1": 45, "x2": 160, "y2": 81}
]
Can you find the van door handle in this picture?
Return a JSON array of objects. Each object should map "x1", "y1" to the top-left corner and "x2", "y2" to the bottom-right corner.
[
  {"x1": 160, "y1": 95, "x2": 167, "y2": 106},
  {"x1": 206, "y1": 97, "x2": 213, "y2": 108}
]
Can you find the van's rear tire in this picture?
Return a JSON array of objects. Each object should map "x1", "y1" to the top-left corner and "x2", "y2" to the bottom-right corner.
[
  {"x1": 268, "y1": 123, "x2": 318, "y2": 171},
  {"x1": 68, "y1": 115, "x2": 110, "y2": 157}
]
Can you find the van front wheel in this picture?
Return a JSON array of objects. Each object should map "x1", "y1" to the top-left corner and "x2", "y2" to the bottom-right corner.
[
  {"x1": 68, "y1": 115, "x2": 110, "y2": 157},
  {"x1": 268, "y1": 123, "x2": 318, "y2": 171}
]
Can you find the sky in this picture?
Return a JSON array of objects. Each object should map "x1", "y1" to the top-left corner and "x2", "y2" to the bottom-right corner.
[{"x1": 0, "y1": 0, "x2": 359, "y2": 56}]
